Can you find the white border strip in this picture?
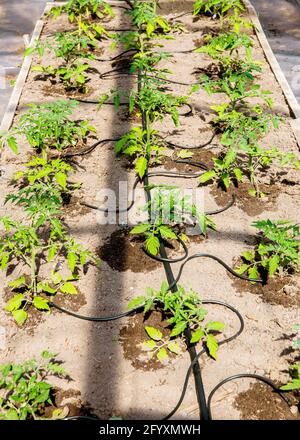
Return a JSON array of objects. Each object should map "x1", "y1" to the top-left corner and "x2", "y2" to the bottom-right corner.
[{"x1": 0, "y1": 2, "x2": 53, "y2": 132}]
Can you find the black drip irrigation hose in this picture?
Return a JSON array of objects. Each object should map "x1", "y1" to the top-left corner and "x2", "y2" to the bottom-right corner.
[
  {"x1": 167, "y1": 253, "x2": 263, "y2": 289},
  {"x1": 207, "y1": 374, "x2": 292, "y2": 419}
]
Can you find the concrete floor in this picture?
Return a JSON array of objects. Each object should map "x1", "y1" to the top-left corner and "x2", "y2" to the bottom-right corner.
[{"x1": 0, "y1": 0, "x2": 299, "y2": 124}]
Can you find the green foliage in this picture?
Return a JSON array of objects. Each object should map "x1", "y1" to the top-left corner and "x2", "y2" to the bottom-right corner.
[
  {"x1": 128, "y1": 282, "x2": 224, "y2": 361},
  {"x1": 0, "y1": 216, "x2": 100, "y2": 325},
  {"x1": 12, "y1": 156, "x2": 80, "y2": 193},
  {"x1": 115, "y1": 127, "x2": 165, "y2": 177},
  {"x1": 50, "y1": 0, "x2": 114, "y2": 22},
  {"x1": 196, "y1": 31, "x2": 253, "y2": 60},
  {"x1": 193, "y1": 0, "x2": 245, "y2": 19},
  {"x1": 236, "y1": 220, "x2": 300, "y2": 280},
  {"x1": 130, "y1": 186, "x2": 216, "y2": 255},
  {"x1": 0, "y1": 100, "x2": 96, "y2": 153},
  {"x1": 128, "y1": 0, "x2": 173, "y2": 37},
  {"x1": 0, "y1": 352, "x2": 68, "y2": 420}
]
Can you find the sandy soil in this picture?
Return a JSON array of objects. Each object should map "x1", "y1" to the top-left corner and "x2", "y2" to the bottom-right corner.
[{"x1": 0, "y1": 1, "x2": 299, "y2": 420}]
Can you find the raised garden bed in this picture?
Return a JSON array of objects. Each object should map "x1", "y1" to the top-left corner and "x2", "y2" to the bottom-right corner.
[{"x1": 0, "y1": 0, "x2": 299, "y2": 420}]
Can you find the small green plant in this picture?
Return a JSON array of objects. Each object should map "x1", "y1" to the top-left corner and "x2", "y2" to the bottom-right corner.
[
  {"x1": 50, "y1": 0, "x2": 114, "y2": 22},
  {"x1": 235, "y1": 220, "x2": 300, "y2": 281},
  {"x1": 131, "y1": 186, "x2": 216, "y2": 255},
  {"x1": 0, "y1": 100, "x2": 96, "y2": 154},
  {"x1": 0, "y1": 351, "x2": 68, "y2": 420},
  {"x1": 196, "y1": 31, "x2": 253, "y2": 61},
  {"x1": 32, "y1": 61, "x2": 91, "y2": 93},
  {"x1": 12, "y1": 156, "x2": 80, "y2": 195},
  {"x1": 128, "y1": 282, "x2": 225, "y2": 362},
  {"x1": 0, "y1": 216, "x2": 100, "y2": 325},
  {"x1": 281, "y1": 325, "x2": 300, "y2": 391},
  {"x1": 128, "y1": 0, "x2": 173, "y2": 38},
  {"x1": 25, "y1": 32, "x2": 98, "y2": 63},
  {"x1": 193, "y1": 0, "x2": 245, "y2": 19},
  {"x1": 115, "y1": 127, "x2": 165, "y2": 178}
]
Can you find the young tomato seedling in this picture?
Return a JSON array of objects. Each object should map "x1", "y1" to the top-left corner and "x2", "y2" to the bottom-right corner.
[
  {"x1": 235, "y1": 220, "x2": 300, "y2": 281},
  {"x1": 131, "y1": 186, "x2": 216, "y2": 255},
  {"x1": 0, "y1": 351, "x2": 68, "y2": 420},
  {"x1": 128, "y1": 281, "x2": 225, "y2": 362},
  {"x1": 0, "y1": 100, "x2": 96, "y2": 154}
]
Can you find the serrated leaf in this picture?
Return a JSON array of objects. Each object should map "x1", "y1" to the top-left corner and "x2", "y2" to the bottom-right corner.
[
  {"x1": 206, "y1": 333, "x2": 218, "y2": 360},
  {"x1": 67, "y1": 252, "x2": 77, "y2": 273},
  {"x1": 141, "y1": 340, "x2": 156, "y2": 351},
  {"x1": 268, "y1": 254, "x2": 280, "y2": 277},
  {"x1": 170, "y1": 321, "x2": 187, "y2": 337},
  {"x1": 199, "y1": 170, "x2": 216, "y2": 184},
  {"x1": 167, "y1": 341, "x2": 180, "y2": 354},
  {"x1": 7, "y1": 136, "x2": 18, "y2": 154},
  {"x1": 145, "y1": 235, "x2": 160, "y2": 256},
  {"x1": 51, "y1": 272, "x2": 62, "y2": 285},
  {"x1": 5, "y1": 294, "x2": 24, "y2": 312},
  {"x1": 190, "y1": 328, "x2": 204, "y2": 343},
  {"x1": 8, "y1": 276, "x2": 26, "y2": 289},
  {"x1": 248, "y1": 266, "x2": 260, "y2": 280},
  {"x1": 130, "y1": 223, "x2": 151, "y2": 234},
  {"x1": 280, "y1": 379, "x2": 300, "y2": 391},
  {"x1": 205, "y1": 321, "x2": 225, "y2": 332},
  {"x1": 157, "y1": 348, "x2": 168, "y2": 362},
  {"x1": 60, "y1": 282, "x2": 78, "y2": 295},
  {"x1": 33, "y1": 296, "x2": 50, "y2": 311},
  {"x1": 12, "y1": 309, "x2": 27, "y2": 325},
  {"x1": 158, "y1": 225, "x2": 177, "y2": 240},
  {"x1": 55, "y1": 171, "x2": 67, "y2": 189},
  {"x1": 145, "y1": 326, "x2": 162, "y2": 341},
  {"x1": 135, "y1": 156, "x2": 148, "y2": 178},
  {"x1": 241, "y1": 251, "x2": 255, "y2": 262},
  {"x1": 127, "y1": 296, "x2": 145, "y2": 310},
  {"x1": 176, "y1": 150, "x2": 193, "y2": 159}
]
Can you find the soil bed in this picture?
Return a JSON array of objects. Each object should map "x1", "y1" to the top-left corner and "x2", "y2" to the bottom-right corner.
[{"x1": 0, "y1": 0, "x2": 299, "y2": 420}]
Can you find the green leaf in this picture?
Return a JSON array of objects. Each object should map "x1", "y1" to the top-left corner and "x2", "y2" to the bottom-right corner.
[
  {"x1": 8, "y1": 276, "x2": 26, "y2": 289},
  {"x1": 158, "y1": 225, "x2": 177, "y2": 240},
  {"x1": 5, "y1": 294, "x2": 24, "y2": 312},
  {"x1": 170, "y1": 321, "x2": 187, "y2": 337},
  {"x1": 55, "y1": 171, "x2": 67, "y2": 189},
  {"x1": 248, "y1": 266, "x2": 260, "y2": 280},
  {"x1": 135, "y1": 156, "x2": 148, "y2": 178},
  {"x1": 241, "y1": 251, "x2": 255, "y2": 262},
  {"x1": 127, "y1": 296, "x2": 145, "y2": 310},
  {"x1": 67, "y1": 252, "x2": 77, "y2": 273},
  {"x1": 206, "y1": 333, "x2": 219, "y2": 360},
  {"x1": 280, "y1": 379, "x2": 300, "y2": 391},
  {"x1": 199, "y1": 170, "x2": 216, "y2": 184},
  {"x1": 205, "y1": 321, "x2": 225, "y2": 332},
  {"x1": 141, "y1": 340, "x2": 156, "y2": 351},
  {"x1": 4, "y1": 409, "x2": 19, "y2": 420},
  {"x1": 145, "y1": 326, "x2": 162, "y2": 341},
  {"x1": 233, "y1": 167, "x2": 243, "y2": 182},
  {"x1": 176, "y1": 150, "x2": 193, "y2": 159},
  {"x1": 145, "y1": 235, "x2": 160, "y2": 256},
  {"x1": 51, "y1": 272, "x2": 63, "y2": 285},
  {"x1": 33, "y1": 296, "x2": 50, "y2": 311},
  {"x1": 268, "y1": 254, "x2": 280, "y2": 277},
  {"x1": 190, "y1": 328, "x2": 204, "y2": 343},
  {"x1": 12, "y1": 309, "x2": 28, "y2": 325},
  {"x1": 7, "y1": 136, "x2": 18, "y2": 154},
  {"x1": 60, "y1": 282, "x2": 78, "y2": 295},
  {"x1": 130, "y1": 223, "x2": 151, "y2": 234},
  {"x1": 167, "y1": 341, "x2": 181, "y2": 354},
  {"x1": 157, "y1": 348, "x2": 168, "y2": 362}
]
